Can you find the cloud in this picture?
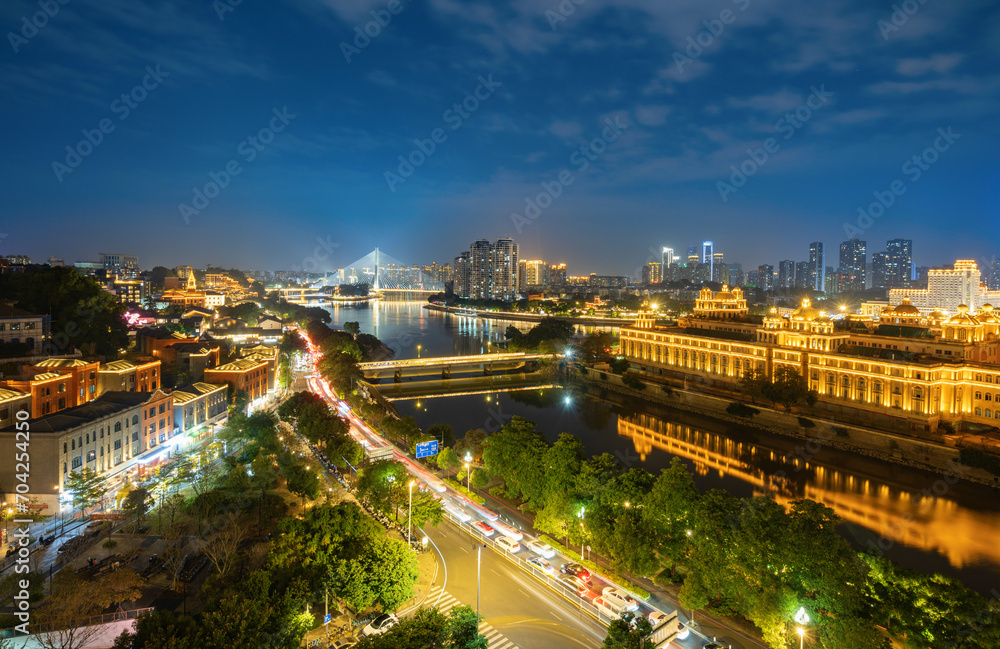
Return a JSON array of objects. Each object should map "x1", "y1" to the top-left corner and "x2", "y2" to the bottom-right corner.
[
  {"x1": 634, "y1": 105, "x2": 670, "y2": 127},
  {"x1": 896, "y1": 53, "x2": 964, "y2": 76},
  {"x1": 549, "y1": 121, "x2": 583, "y2": 137},
  {"x1": 729, "y1": 91, "x2": 804, "y2": 113}
]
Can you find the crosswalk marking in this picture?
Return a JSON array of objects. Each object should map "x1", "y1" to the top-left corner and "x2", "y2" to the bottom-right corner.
[{"x1": 424, "y1": 586, "x2": 519, "y2": 648}]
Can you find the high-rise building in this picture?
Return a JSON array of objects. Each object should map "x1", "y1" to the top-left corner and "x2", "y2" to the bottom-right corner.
[
  {"x1": 728, "y1": 263, "x2": 744, "y2": 287},
  {"x1": 452, "y1": 252, "x2": 471, "y2": 297},
  {"x1": 661, "y1": 247, "x2": 675, "y2": 271},
  {"x1": 889, "y1": 260, "x2": 1000, "y2": 313},
  {"x1": 641, "y1": 262, "x2": 662, "y2": 285},
  {"x1": 702, "y1": 241, "x2": 714, "y2": 282},
  {"x1": 990, "y1": 258, "x2": 1000, "y2": 291},
  {"x1": 518, "y1": 259, "x2": 547, "y2": 289},
  {"x1": 808, "y1": 242, "x2": 825, "y2": 292},
  {"x1": 886, "y1": 239, "x2": 913, "y2": 288},
  {"x1": 687, "y1": 245, "x2": 699, "y2": 265},
  {"x1": 715, "y1": 263, "x2": 730, "y2": 286},
  {"x1": 777, "y1": 260, "x2": 796, "y2": 289},
  {"x1": 838, "y1": 239, "x2": 867, "y2": 293},
  {"x1": 757, "y1": 264, "x2": 774, "y2": 291},
  {"x1": 491, "y1": 238, "x2": 519, "y2": 300},
  {"x1": 468, "y1": 239, "x2": 492, "y2": 299},
  {"x1": 549, "y1": 263, "x2": 567, "y2": 285},
  {"x1": 794, "y1": 261, "x2": 810, "y2": 289},
  {"x1": 872, "y1": 252, "x2": 890, "y2": 290},
  {"x1": 101, "y1": 253, "x2": 138, "y2": 280}
]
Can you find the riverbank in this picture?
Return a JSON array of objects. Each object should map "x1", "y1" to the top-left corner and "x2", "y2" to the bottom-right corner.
[
  {"x1": 576, "y1": 366, "x2": 1000, "y2": 487},
  {"x1": 424, "y1": 303, "x2": 628, "y2": 327}
]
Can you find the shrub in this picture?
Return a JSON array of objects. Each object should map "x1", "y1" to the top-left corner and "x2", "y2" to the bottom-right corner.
[
  {"x1": 726, "y1": 402, "x2": 759, "y2": 418},
  {"x1": 797, "y1": 417, "x2": 815, "y2": 429},
  {"x1": 103, "y1": 539, "x2": 117, "y2": 549}
]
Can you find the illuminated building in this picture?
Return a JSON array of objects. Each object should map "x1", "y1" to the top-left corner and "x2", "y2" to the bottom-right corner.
[
  {"x1": 839, "y1": 238, "x2": 867, "y2": 293},
  {"x1": 621, "y1": 286, "x2": 1000, "y2": 431},
  {"x1": 693, "y1": 285, "x2": 747, "y2": 319},
  {"x1": 809, "y1": 242, "x2": 825, "y2": 292},
  {"x1": 518, "y1": 259, "x2": 548, "y2": 289},
  {"x1": 641, "y1": 262, "x2": 662, "y2": 285},
  {"x1": 0, "y1": 388, "x2": 30, "y2": 429},
  {"x1": 0, "y1": 359, "x2": 101, "y2": 418},
  {"x1": 204, "y1": 357, "x2": 270, "y2": 403},
  {"x1": 98, "y1": 359, "x2": 162, "y2": 393},
  {"x1": 161, "y1": 273, "x2": 207, "y2": 307},
  {"x1": 757, "y1": 264, "x2": 774, "y2": 291},
  {"x1": 100, "y1": 253, "x2": 138, "y2": 280},
  {"x1": 0, "y1": 303, "x2": 50, "y2": 351},
  {"x1": 777, "y1": 260, "x2": 795, "y2": 289},
  {"x1": 171, "y1": 382, "x2": 228, "y2": 441},
  {"x1": 889, "y1": 260, "x2": 1000, "y2": 314},
  {"x1": 112, "y1": 278, "x2": 149, "y2": 305},
  {"x1": 886, "y1": 239, "x2": 913, "y2": 288},
  {"x1": 549, "y1": 263, "x2": 567, "y2": 285}
]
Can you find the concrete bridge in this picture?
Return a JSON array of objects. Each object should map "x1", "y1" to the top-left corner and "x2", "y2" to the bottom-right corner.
[{"x1": 358, "y1": 352, "x2": 560, "y2": 382}]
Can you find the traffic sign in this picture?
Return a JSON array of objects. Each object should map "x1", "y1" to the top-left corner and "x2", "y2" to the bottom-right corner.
[
  {"x1": 324, "y1": 613, "x2": 331, "y2": 625},
  {"x1": 415, "y1": 440, "x2": 439, "y2": 458}
]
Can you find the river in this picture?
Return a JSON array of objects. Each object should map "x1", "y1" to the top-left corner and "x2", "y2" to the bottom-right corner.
[{"x1": 322, "y1": 296, "x2": 1000, "y2": 595}]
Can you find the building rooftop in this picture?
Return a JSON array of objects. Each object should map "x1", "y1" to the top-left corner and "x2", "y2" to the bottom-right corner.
[
  {"x1": 95, "y1": 390, "x2": 169, "y2": 407},
  {"x1": 210, "y1": 358, "x2": 267, "y2": 372},
  {"x1": 0, "y1": 304, "x2": 37, "y2": 318},
  {"x1": 0, "y1": 388, "x2": 28, "y2": 401},
  {"x1": 0, "y1": 399, "x2": 137, "y2": 434},
  {"x1": 172, "y1": 382, "x2": 226, "y2": 403},
  {"x1": 33, "y1": 358, "x2": 94, "y2": 368}
]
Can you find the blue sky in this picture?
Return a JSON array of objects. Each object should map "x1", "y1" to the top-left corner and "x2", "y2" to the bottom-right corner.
[{"x1": 1, "y1": 0, "x2": 998, "y2": 275}]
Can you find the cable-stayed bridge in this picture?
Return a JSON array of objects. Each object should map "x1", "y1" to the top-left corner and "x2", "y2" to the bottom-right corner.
[{"x1": 298, "y1": 248, "x2": 445, "y2": 293}]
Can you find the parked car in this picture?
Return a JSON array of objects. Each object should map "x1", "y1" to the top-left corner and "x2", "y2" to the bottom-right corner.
[
  {"x1": 496, "y1": 536, "x2": 520, "y2": 553},
  {"x1": 602, "y1": 587, "x2": 639, "y2": 612},
  {"x1": 471, "y1": 521, "x2": 494, "y2": 536},
  {"x1": 526, "y1": 539, "x2": 555, "y2": 559},
  {"x1": 559, "y1": 562, "x2": 591, "y2": 583},
  {"x1": 329, "y1": 639, "x2": 357, "y2": 648},
  {"x1": 361, "y1": 613, "x2": 398, "y2": 637},
  {"x1": 648, "y1": 611, "x2": 689, "y2": 640},
  {"x1": 526, "y1": 556, "x2": 554, "y2": 575},
  {"x1": 556, "y1": 573, "x2": 590, "y2": 598}
]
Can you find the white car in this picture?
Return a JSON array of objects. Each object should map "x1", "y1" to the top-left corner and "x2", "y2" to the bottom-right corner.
[
  {"x1": 649, "y1": 611, "x2": 689, "y2": 640},
  {"x1": 526, "y1": 539, "x2": 555, "y2": 559},
  {"x1": 362, "y1": 613, "x2": 398, "y2": 637},
  {"x1": 526, "y1": 555, "x2": 555, "y2": 575},
  {"x1": 602, "y1": 587, "x2": 639, "y2": 612},
  {"x1": 496, "y1": 536, "x2": 520, "y2": 553}
]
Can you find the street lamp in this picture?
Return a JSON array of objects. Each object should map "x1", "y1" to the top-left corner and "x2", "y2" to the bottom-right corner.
[
  {"x1": 797, "y1": 627, "x2": 805, "y2": 649},
  {"x1": 794, "y1": 607, "x2": 810, "y2": 649},
  {"x1": 477, "y1": 544, "x2": 484, "y2": 622},
  {"x1": 407, "y1": 481, "x2": 414, "y2": 546},
  {"x1": 465, "y1": 462, "x2": 470, "y2": 492},
  {"x1": 417, "y1": 344, "x2": 422, "y2": 358}
]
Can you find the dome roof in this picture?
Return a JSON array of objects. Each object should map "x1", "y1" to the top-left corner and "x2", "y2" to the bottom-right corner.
[
  {"x1": 946, "y1": 304, "x2": 980, "y2": 325},
  {"x1": 792, "y1": 299, "x2": 819, "y2": 321},
  {"x1": 715, "y1": 291, "x2": 735, "y2": 300},
  {"x1": 893, "y1": 296, "x2": 921, "y2": 316}
]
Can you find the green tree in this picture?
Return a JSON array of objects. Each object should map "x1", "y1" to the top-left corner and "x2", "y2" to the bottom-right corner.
[
  {"x1": 64, "y1": 468, "x2": 107, "y2": 510},
  {"x1": 122, "y1": 487, "x2": 150, "y2": 528},
  {"x1": 435, "y1": 447, "x2": 462, "y2": 474},
  {"x1": 344, "y1": 321, "x2": 361, "y2": 335},
  {"x1": 739, "y1": 367, "x2": 770, "y2": 404},
  {"x1": 112, "y1": 610, "x2": 201, "y2": 649},
  {"x1": 427, "y1": 423, "x2": 456, "y2": 447},
  {"x1": 602, "y1": 613, "x2": 654, "y2": 649},
  {"x1": 579, "y1": 332, "x2": 615, "y2": 364},
  {"x1": 453, "y1": 429, "x2": 487, "y2": 463},
  {"x1": 410, "y1": 490, "x2": 444, "y2": 528},
  {"x1": 481, "y1": 416, "x2": 549, "y2": 504},
  {"x1": 332, "y1": 535, "x2": 420, "y2": 612},
  {"x1": 767, "y1": 365, "x2": 819, "y2": 411},
  {"x1": 357, "y1": 460, "x2": 410, "y2": 519},
  {"x1": 353, "y1": 607, "x2": 448, "y2": 649},
  {"x1": 447, "y1": 605, "x2": 488, "y2": 649},
  {"x1": 95, "y1": 568, "x2": 145, "y2": 612},
  {"x1": 284, "y1": 463, "x2": 321, "y2": 500}
]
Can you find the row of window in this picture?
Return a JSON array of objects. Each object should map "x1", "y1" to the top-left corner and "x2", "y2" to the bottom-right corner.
[{"x1": 0, "y1": 322, "x2": 36, "y2": 331}]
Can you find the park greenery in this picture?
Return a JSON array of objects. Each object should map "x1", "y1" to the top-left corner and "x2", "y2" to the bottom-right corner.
[
  {"x1": 353, "y1": 605, "x2": 488, "y2": 649},
  {"x1": 478, "y1": 415, "x2": 1000, "y2": 649},
  {"x1": 740, "y1": 366, "x2": 818, "y2": 411},
  {"x1": 503, "y1": 317, "x2": 574, "y2": 352}
]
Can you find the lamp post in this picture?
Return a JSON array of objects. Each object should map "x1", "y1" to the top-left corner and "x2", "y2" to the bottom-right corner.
[
  {"x1": 794, "y1": 607, "x2": 810, "y2": 649},
  {"x1": 797, "y1": 627, "x2": 804, "y2": 649},
  {"x1": 477, "y1": 544, "x2": 483, "y2": 622},
  {"x1": 407, "y1": 481, "x2": 414, "y2": 546},
  {"x1": 578, "y1": 507, "x2": 586, "y2": 560},
  {"x1": 465, "y1": 462, "x2": 470, "y2": 492}
]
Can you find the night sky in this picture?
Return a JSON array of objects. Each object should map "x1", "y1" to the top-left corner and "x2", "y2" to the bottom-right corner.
[{"x1": 2, "y1": 0, "x2": 998, "y2": 274}]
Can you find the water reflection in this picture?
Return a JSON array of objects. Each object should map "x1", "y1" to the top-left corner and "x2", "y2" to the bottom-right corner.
[{"x1": 618, "y1": 411, "x2": 1000, "y2": 572}]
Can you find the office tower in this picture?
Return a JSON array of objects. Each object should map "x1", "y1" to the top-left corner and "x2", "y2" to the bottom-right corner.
[
  {"x1": 838, "y1": 239, "x2": 867, "y2": 293},
  {"x1": 794, "y1": 261, "x2": 810, "y2": 289},
  {"x1": 825, "y1": 266, "x2": 838, "y2": 295},
  {"x1": 101, "y1": 253, "x2": 138, "y2": 280},
  {"x1": 642, "y1": 262, "x2": 662, "y2": 284},
  {"x1": 872, "y1": 252, "x2": 890, "y2": 290},
  {"x1": 716, "y1": 262, "x2": 730, "y2": 286},
  {"x1": 746, "y1": 269, "x2": 759, "y2": 288},
  {"x1": 990, "y1": 258, "x2": 1000, "y2": 291},
  {"x1": 702, "y1": 241, "x2": 714, "y2": 282},
  {"x1": 661, "y1": 247, "x2": 675, "y2": 270},
  {"x1": 468, "y1": 239, "x2": 492, "y2": 299},
  {"x1": 889, "y1": 260, "x2": 1000, "y2": 313},
  {"x1": 518, "y1": 259, "x2": 547, "y2": 288},
  {"x1": 687, "y1": 245, "x2": 699, "y2": 265},
  {"x1": 491, "y1": 238, "x2": 519, "y2": 300},
  {"x1": 712, "y1": 252, "x2": 724, "y2": 282},
  {"x1": 885, "y1": 239, "x2": 913, "y2": 288},
  {"x1": 757, "y1": 265, "x2": 774, "y2": 291},
  {"x1": 728, "y1": 263, "x2": 744, "y2": 287},
  {"x1": 808, "y1": 242, "x2": 825, "y2": 292},
  {"x1": 452, "y1": 252, "x2": 471, "y2": 297},
  {"x1": 777, "y1": 260, "x2": 796, "y2": 289}
]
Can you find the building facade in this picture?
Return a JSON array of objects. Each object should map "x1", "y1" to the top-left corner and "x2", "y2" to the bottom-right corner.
[
  {"x1": 889, "y1": 260, "x2": 1000, "y2": 314},
  {"x1": 809, "y1": 242, "x2": 825, "y2": 292},
  {"x1": 100, "y1": 253, "x2": 139, "y2": 280},
  {"x1": 839, "y1": 238, "x2": 867, "y2": 293},
  {"x1": 98, "y1": 359, "x2": 162, "y2": 393},
  {"x1": 0, "y1": 304, "x2": 50, "y2": 351}
]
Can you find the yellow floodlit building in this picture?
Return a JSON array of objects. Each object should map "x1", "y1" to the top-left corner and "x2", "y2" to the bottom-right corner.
[{"x1": 621, "y1": 287, "x2": 1000, "y2": 433}]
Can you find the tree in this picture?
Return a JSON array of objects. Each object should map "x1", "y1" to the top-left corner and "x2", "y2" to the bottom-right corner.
[
  {"x1": 410, "y1": 490, "x2": 444, "y2": 528},
  {"x1": 112, "y1": 610, "x2": 201, "y2": 649},
  {"x1": 739, "y1": 368, "x2": 770, "y2": 404},
  {"x1": 481, "y1": 417, "x2": 549, "y2": 504},
  {"x1": 96, "y1": 568, "x2": 145, "y2": 613},
  {"x1": 427, "y1": 423, "x2": 456, "y2": 447},
  {"x1": 199, "y1": 570, "x2": 311, "y2": 649},
  {"x1": 357, "y1": 460, "x2": 410, "y2": 519},
  {"x1": 122, "y1": 488, "x2": 150, "y2": 528},
  {"x1": 64, "y1": 469, "x2": 107, "y2": 511},
  {"x1": 344, "y1": 321, "x2": 361, "y2": 335},
  {"x1": 202, "y1": 514, "x2": 249, "y2": 579},
  {"x1": 352, "y1": 607, "x2": 448, "y2": 649},
  {"x1": 447, "y1": 605, "x2": 488, "y2": 649},
  {"x1": 602, "y1": 613, "x2": 655, "y2": 649},
  {"x1": 284, "y1": 462, "x2": 321, "y2": 500},
  {"x1": 454, "y1": 429, "x2": 488, "y2": 463},
  {"x1": 34, "y1": 572, "x2": 104, "y2": 649},
  {"x1": 232, "y1": 389, "x2": 250, "y2": 415},
  {"x1": 580, "y1": 332, "x2": 615, "y2": 364},
  {"x1": 610, "y1": 357, "x2": 630, "y2": 374},
  {"x1": 768, "y1": 365, "x2": 819, "y2": 411},
  {"x1": 332, "y1": 536, "x2": 419, "y2": 612},
  {"x1": 435, "y1": 447, "x2": 462, "y2": 474}
]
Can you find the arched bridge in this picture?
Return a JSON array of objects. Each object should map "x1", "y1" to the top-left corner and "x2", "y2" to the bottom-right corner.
[{"x1": 358, "y1": 352, "x2": 560, "y2": 382}]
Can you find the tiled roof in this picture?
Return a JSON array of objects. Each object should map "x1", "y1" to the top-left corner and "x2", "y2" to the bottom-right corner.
[
  {"x1": 0, "y1": 400, "x2": 136, "y2": 434},
  {"x1": 34, "y1": 358, "x2": 92, "y2": 368},
  {"x1": 0, "y1": 388, "x2": 27, "y2": 401}
]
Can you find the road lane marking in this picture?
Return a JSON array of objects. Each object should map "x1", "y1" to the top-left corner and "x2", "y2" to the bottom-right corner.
[
  {"x1": 551, "y1": 611, "x2": 563, "y2": 622},
  {"x1": 518, "y1": 588, "x2": 528, "y2": 597},
  {"x1": 490, "y1": 568, "x2": 501, "y2": 577}
]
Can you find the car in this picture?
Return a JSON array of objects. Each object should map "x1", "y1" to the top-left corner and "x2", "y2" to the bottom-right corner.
[
  {"x1": 329, "y1": 639, "x2": 357, "y2": 649},
  {"x1": 602, "y1": 587, "x2": 639, "y2": 612},
  {"x1": 594, "y1": 596, "x2": 627, "y2": 617},
  {"x1": 361, "y1": 613, "x2": 398, "y2": 637},
  {"x1": 703, "y1": 644, "x2": 724, "y2": 649},
  {"x1": 526, "y1": 539, "x2": 555, "y2": 559},
  {"x1": 559, "y1": 562, "x2": 591, "y2": 583},
  {"x1": 526, "y1": 556, "x2": 555, "y2": 575},
  {"x1": 471, "y1": 521, "x2": 494, "y2": 536},
  {"x1": 556, "y1": 573, "x2": 590, "y2": 597},
  {"x1": 85, "y1": 521, "x2": 106, "y2": 536},
  {"x1": 649, "y1": 611, "x2": 689, "y2": 640},
  {"x1": 496, "y1": 536, "x2": 520, "y2": 553}
]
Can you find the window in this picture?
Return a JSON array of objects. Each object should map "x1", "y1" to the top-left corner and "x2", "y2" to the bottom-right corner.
[
  {"x1": 86, "y1": 451, "x2": 96, "y2": 462},
  {"x1": 100, "y1": 428, "x2": 104, "y2": 438},
  {"x1": 988, "y1": 394, "x2": 994, "y2": 402},
  {"x1": 148, "y1": 424, "x2": 155, "y2": 434},
  {"x1": 58, "y1": 383, "x2": 66, "y2": 393},
  {"x1": 132, "y1": 415, "x2": 139, "y2": 425},
  {"x1": 71, "y1": 456, "x2": 82, "y2": 469},
  {"x1": 976, "y1": 392, "x2": 983, "y2": 400},
  {"x1": 89, "y1": 385, "x2": 95, "y2": 394},
  {"x1": 148, "y1": 407, "x2": 155, "y2": 417},
  {"x1": 159, "y1": 403, "x2": 166, "y2": 414},
  {"x1": 976, "y1": 407, "x2": 982, "y2": 416},
  {"x1": 100, "y1": 446, "x2": 104, "y2": 456},
  {"x1": 58, "y1": 397, "x2": 66, "y2": 409},
  {"x1": 114, "y1": 422, "x2": 121, "y2": 432},
  {"x1": 132, "y1": 432, "x2": 139, "y2": 442},
  {"x1": 114, "y1": 440, "x2": 122, "y2": 450},
  {"x1": 85, "y1": 433, "x2": 90, "y2": 444},
  {"x1": 159, "y1": 418, "x2": 165, "y2": 430}
]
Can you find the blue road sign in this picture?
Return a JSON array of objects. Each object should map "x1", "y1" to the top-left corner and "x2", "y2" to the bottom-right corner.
[
  {"x1": 415, "y1": 440, "x2": 439, "y2": 459},
  {"x1": 324, "y1": 614, "x2": 331, "y2": 625}
]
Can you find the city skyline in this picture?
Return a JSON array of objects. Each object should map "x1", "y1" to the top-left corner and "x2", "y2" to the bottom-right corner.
[{"x1": 2, "y1": 0, "x2": 998, "y2": 273}]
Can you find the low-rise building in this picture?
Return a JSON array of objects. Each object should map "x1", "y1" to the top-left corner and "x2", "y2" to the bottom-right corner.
[
  {"x1": 0, "y1": 388, "x2": 30, "y2": 428},
  {"x1": 0, "y1": 303, "x2": 51, "y2": 351},
  {"x1": 161, "y1": 342, "x2": 221, "y2": 382},
  {"x1": 172, "y1": 382, "x2": 228, "y2": 441},
  {"x1": 136, "y1": 328, "x2": 200, "y2": 358},
  {"x1": 204, "y1": 357, "x2": 270, "y2": 404},
  {"x1": 98, "y1": 359, "x2": 162, "y2": 393}
]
